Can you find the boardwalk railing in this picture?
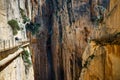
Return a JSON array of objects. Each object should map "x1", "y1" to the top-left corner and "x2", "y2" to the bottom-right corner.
[
  {"x1": 0, "y1": 38, "x2": 29, "y2": 52},
  {"x1": 0, "y1": 42, "x2": 30, "y2": 67}
]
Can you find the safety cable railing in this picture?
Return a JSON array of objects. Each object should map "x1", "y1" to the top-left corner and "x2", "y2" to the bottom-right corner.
[{"x1": 0, "y1": 38, "x2": 29, "y2": 52}]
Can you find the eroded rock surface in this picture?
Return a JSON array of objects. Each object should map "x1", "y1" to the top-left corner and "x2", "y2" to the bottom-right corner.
[
  {"x1": 80, "y1": 38, "x2": 120, "y2": 80},
  {"x1": 1, "y1": 0, "x2": 120, "y2": 80}
]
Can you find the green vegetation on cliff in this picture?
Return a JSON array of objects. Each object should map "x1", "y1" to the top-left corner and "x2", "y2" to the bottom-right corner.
[{"x1": 8, "y1": 19, "x2": 20, "y2": 35}]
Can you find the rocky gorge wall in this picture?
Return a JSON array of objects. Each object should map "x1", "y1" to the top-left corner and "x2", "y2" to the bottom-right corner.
[
  {"x1": 32, "y1": 0, "x2": 120, "y2": 80},
  {"x1": 33, "y1": 0, "x2": 92, "y2": 80},
  {"x1": 80, "y1": 39, "x2": 120, "y2": 80},
  {"x1": 0, "y1": 0, "x2": 39, "y2": 40},
  {"x1": 1, "y1": 0, "x2": 120, "y2": 80},
  {"x1": 0, "y1": 0, "x2": 36, "y2": 80},
  {"x1": 80, "y1": 0, "x2": 120, "y2": 80},
  {"x1": 0, "y1": 0, "x2": 12, "y2": 40}
]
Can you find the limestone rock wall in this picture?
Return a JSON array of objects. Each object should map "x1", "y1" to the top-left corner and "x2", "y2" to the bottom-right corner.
[
  {"x1": 0, "y1": 47, "x2": 34, "y2": 80},
  {"x1": 0, "y1": 0, "x2": 37, "y2": 40},
  {"x1": 0, "y1": 56, "x2": 27, "y2": 80},
  {"x1": 80, "y1": 40, "x2": 120, "y2": 80},
  {"x1": 52, "y1": 16, "x2": 93, "y2": 80},
  {"x1": 0, "y1": 0, "x2": 37, "y2": 80},
  {"x1": 0, "y1": 0, "x2": 12, "y2": 40},
  {"x1": 50, "y1": 0, "x2": 94, "y2": 80},
  {"x1": 32, "y1": 0, "x2": 92, "y2": 80},
  {"x1": 80, "y1": 0, "x2": 120, "y2": 80},
  {"x1": 51, "y1": 0, "x2": 120, "y2": 80},
  {"x1": 8, "y1": 0, "x2": 119, "y2": 80},
  {"x1": 1, "y1": 0, "x2": 119, "y2": 80},
  {"x1": 32, "y1": 0, "x2": 119, "y2": 80}
]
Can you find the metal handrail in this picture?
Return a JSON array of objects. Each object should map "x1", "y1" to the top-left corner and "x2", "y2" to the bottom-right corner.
[
  {"x1": 0, "y1": 38, "x2": 29, "y2": 52},
  {"x1": 0, "y1": 43, "x2": 30, "y2": 67}
]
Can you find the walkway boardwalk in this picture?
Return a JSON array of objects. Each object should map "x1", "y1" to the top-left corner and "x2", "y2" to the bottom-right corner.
[
  {"x1": 0, "y1": 42, "x2": 30, "y2": 69},
  {"x1": 0, "y1": 38, "x2": 29, "y2": 52}
]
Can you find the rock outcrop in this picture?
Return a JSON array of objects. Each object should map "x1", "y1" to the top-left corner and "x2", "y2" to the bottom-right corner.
[
  {"x1": 80, "y1": 38, "x2": 120, "y2": 80},
  {"x1": 80, "y1": 0, "x2": 120, "y2": 80}
]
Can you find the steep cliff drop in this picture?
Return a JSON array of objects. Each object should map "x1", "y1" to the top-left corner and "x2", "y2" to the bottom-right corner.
[
  {"x1": 1, "y1": 0, "x2": 120, "y2": 80},
  {"x1": 33, "y1": 0, "x2": 92, "y2": 80},
  {"x1": 33, "y1": 0, "x2": 120, "y2": 80}
]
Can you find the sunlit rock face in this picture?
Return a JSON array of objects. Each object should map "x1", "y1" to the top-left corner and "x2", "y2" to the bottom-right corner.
[
  {"x1": 79, "y1": 0, "x2": 120, "y2": 79},
  {"x1": 51, "y1": 0, "x2": 120, "y2": 80},
  {"x1": 80, "y1": 39, "x2": 120, "y2": 80},
  {"x1": 0, "y1": 0, "x2": 33, "y2": 40},
  {"x1": 0, "y1": 0, "x2": 34, "y2": 80},
  {"x1": 0, "y1": 0, "x2": 12, "y2": 40}
]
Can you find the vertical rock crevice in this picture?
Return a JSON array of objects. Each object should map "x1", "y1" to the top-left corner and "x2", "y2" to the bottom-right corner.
[{"x1": 23, "y1": 0, "x2": 120, "y2": 80}]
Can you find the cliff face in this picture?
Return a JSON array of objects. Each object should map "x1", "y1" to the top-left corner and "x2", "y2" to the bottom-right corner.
[
  {"x1": 0, "y1": 0, "x2": 12, "y2": 39},
  {"x1": 33, "y1": 0, "x2": 120, "y2": 80},
  {"x1": 0, "y1": 0, "x2": 38, "y2": 40},
  {"x1": 80, "y1": 40, "x2": 120, "y2": 80},
  {"x1": 80, "y1": 0, "x2": 120, "y2": 80},
  {"x1": 1, "y1": 0, "x2": 120, "y2": 80},
  {"x1": 0, "y1": 0, "x2": 35, "y2": 80},
  {"x1": 52, "y1": 16, "x2": 92, "y2": 80},
  {"x1": 34, "y1": 0, "x2": 92, "y2": 80}
]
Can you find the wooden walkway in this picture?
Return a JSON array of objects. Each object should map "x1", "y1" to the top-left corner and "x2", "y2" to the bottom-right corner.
[
  {"x1": 0, "y1": 39, "x2": 29, "y2": 52},
  {"x1": 0, "y1": 39, "x2": 30, "y2": 63},
  {"x1": 0, "y1": 42, "x2": 30, "y2": 69}
]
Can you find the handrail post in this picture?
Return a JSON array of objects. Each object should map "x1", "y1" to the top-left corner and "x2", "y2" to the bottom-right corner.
[
  {"x1": 9, "y1": 40, "x2": 10, "y2": 49},
  {"x1": 12, "y1": 38, "x2": 14, "y2": 47},
  {"x1": 4, "y1": 40, "x2": 5, "y2": 50},
  {"x1": 0, "y1": 41, "x2": 1, "y2": 51}
]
